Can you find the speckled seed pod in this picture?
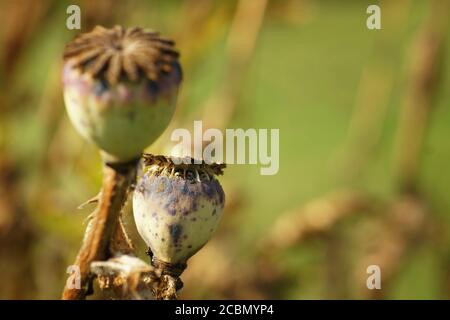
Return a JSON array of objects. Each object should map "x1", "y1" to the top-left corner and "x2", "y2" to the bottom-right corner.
[
  {"x1": 133, "y1": 155, "x2": 226, "y2": 265},
  {"x1": 63, "y1": 26, "x2": 182, "y2": 163}
]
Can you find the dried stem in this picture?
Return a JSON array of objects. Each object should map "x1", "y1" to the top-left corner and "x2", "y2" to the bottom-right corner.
[
  {"x1": 62, "y1": 157, "x2": 185, "y2": 300},
  {"x1": 261, "y1": 190, "x2": 375, "y2": 251},
  {"x1": 0, "y1": 157, "x2": 36, "y2": 299},
  {"x1": 110, "y1": 216, "x2": 135, "y2": 255},
  {"x1": 338, "y1": 0, "x2": 411, "y2": 184},
  {"x1": 394, "y1": 0, "x2": 449, "y2": 194},
  {"x1": 150, "y1": 257, "x2": 186, "y2": 300},
  {"x1": 202, "y1": 0, "x2": 268, "y2": 129},
  {"x1": 90, "y1": 255, "x2": 186, "y2": 300},
  {"x1": 356, "y1": 195, "x2": 428, "y2": 299},
  {"x1": 62, "y1": 160, "x2": 137, "y2": 300},
  {"x1": 91, "y1": 255, "x2": 158, "y2": 300},
  {"x1": 357, "y1": 0, "x2": 449, "y2": 298}
]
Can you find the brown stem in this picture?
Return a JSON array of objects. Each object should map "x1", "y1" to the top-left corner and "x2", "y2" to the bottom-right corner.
[
  {"x1": 394, "y1": 0, "x2": 449, "y2": 194},
  {"x1": 110, "y1": 216, "x2": 135, "y2": 255},
  {"x1": 324, "y1": 231, "x2": 347, "y2": 299},
  {"x1": 62, "y1": 160, "x2": 137, "y2": 300},
  {"x1": 261, "y1": 190, "x2": 375, "y2": 251},
  {"x1": 91, "y1": 255, "x2": 159, "y2": 300},
  {"x1": 358, "y1": 1, "x2": 449, "y2": 298},
  {"x1": 0, "y1": 157, "x2": 36, "y2": 299},
  {"x1": 151, "y1": 257, "x2": 186, "y2": 300}
]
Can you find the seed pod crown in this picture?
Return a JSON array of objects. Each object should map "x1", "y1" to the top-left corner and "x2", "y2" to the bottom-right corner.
[
  {"x1": 142, "y1": 154, "x2": 226, "y2": 180},
  {"x1": 63, "y1": 25, "x2": 181, "y2": 86}
]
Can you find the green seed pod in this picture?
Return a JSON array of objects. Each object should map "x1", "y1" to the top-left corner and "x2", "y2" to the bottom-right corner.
[
  {"x1": 62, "y1": 26, "x2": 182, "y2": 163},
  {"x1": 133, "y1": 155, "x2": 226, "y2": 266}
]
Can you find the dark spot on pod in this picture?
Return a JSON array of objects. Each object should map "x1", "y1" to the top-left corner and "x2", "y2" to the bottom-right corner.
[
  {"x1": 183, "y1": 235, "x2": 188, "y2": 240},
  {"x1": 213, "y1": 179, "x2": 225, "y2": 205},
  {"x1": 186, "y1": 170, "x2": 196, "y2": 183},
  {"x1": 212, "y1": 209, "x2": 216, "y2": 216},
  {"x1": 199, "y1": 171, "x2": 209, "y2": 181},
  {"x1": 168, "y1": 194, "x2": 178, "y2": 205},
  {"x1": 167, "y1": 208, "x2": 177, "y2": 216},
  {"x1": 146, "y1": 80, "x2": 159, "y2": 97},
  {"x1": 192, "y1": 201, "x2": 198, "y2": 212},
  {"x1": 181, "y1": 182, "x2": 189, "y2": 195},
  {"x1": 161, "y1": 238, "x2": 165, "y2": 242},
  {"x1": 164, "y1": 193, "x2": 179, "y2": 216},
  {"x1": 202, "y1": 181, "x2": 216, "y2": 199},
  {"x1": 191, "y1": 217, "x2": 197, "y2": 222},
  {"x1": 94, "y1": 79, "x2": 109, "y2": 96},
  {"x1": 169, "y1": 224, "x2": 183, "y2": 244},
  {"x1": 187, "y1": 245, "x2": 192, "y2": 249},
  {"x1": 170, "y1": 62, "x2": 182, "y2": 85}
]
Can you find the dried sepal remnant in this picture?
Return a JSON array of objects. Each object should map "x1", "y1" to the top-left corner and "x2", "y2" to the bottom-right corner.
[
  {"x1": 142, "y1": 154, "x2": 226, "y2": 179},
  {"x1": 90, "y1": 255, "x2": 159, "y2": 300},
  {"x1": 63, "y1": 25, "x2": 181, "y2": 86}
]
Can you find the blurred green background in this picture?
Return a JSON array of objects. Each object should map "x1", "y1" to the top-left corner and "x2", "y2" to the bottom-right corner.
[{"x1": 1, "y1": 0, "x2": 450, "y2": 299}]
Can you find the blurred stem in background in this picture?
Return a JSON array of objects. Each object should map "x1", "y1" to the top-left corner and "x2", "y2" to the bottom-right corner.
[
  {"x1": 0, "y1": 0, "x2": 119, "y2": 299},
  {"x1": 201, "y1": 0, "x2": 269, "y2": 130},
  {"x1": 256, "y1": 0, "x2": 449, "y2": 299},
  {"x1": 0, "y1": 0, "x2": 51, "y2": 299},
  {"x1": 338, "y1": 0, "x2": 412, "y2": 185},
  {"x1": 0, "y1": 158, "x2": 36, "y2": 299},
  {"x1": 394, "y1": 0, "x2": 449, "y2": 195}
]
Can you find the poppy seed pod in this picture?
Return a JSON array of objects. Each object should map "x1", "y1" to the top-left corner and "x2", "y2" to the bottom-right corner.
[
  {"x1": 133, "y1": 155, "x2": 226, "y2": 267},
  {"x1": 63, "y1": 26, "x2": 182, "y2": 163}
]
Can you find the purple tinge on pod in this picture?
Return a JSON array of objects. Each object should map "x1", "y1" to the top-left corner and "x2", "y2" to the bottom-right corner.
[
  {"x1": 133, "y1": 154, "x2": 226, "y2": 264},
  {"x1": 62, "y1": 26, "x2": 182, "y2": 163}
]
